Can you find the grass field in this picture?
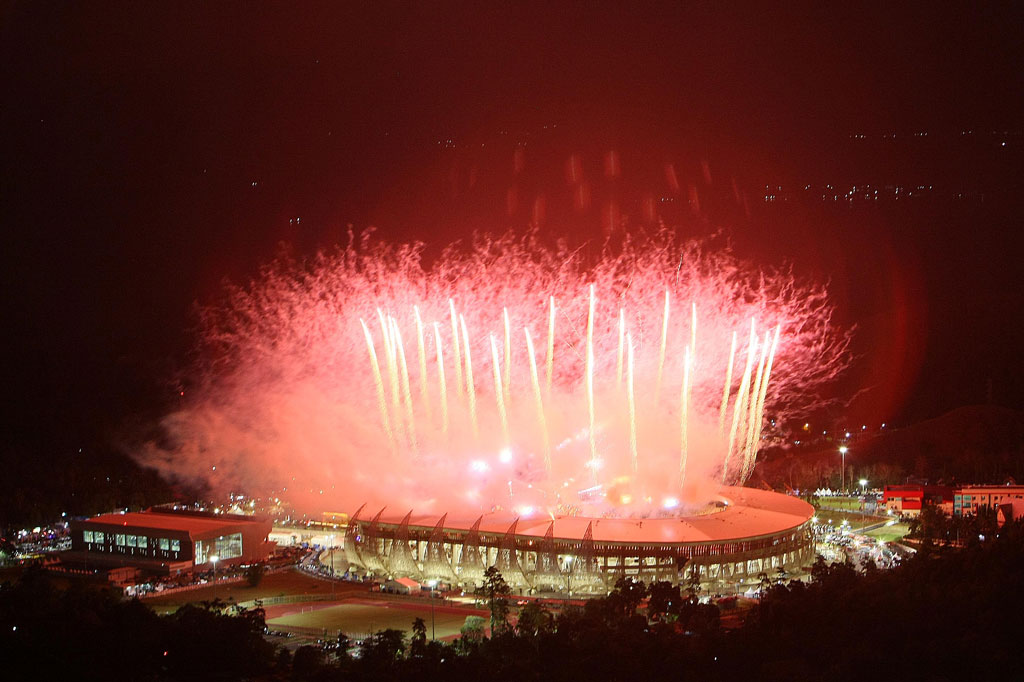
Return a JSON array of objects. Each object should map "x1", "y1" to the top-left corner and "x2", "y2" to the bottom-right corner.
[
  {"x1": 864, "y1": 522, "x2": 911, "y2": 543},
  {"x1": 267, "y1": 600, "x2": 485, "y2": 639},
  {"x1": 143, "y1": 570, "x2": 368, "y2": 614},
  {"x1": 812, "y1": 506, "x2": 887, "y2": 531}
]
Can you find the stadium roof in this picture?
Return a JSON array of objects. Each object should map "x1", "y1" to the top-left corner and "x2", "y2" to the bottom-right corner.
[{"x1": 366, "y1": 487, "x2": 813, "y2": 544}]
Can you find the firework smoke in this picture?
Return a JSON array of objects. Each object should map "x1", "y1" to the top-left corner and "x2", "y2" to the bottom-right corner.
[{"x1": 141, "y1": 229, "x2": 850, "y2": 516}]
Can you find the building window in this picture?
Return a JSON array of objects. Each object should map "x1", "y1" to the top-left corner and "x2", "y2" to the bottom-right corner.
[
  {"x1": 84, "y1": 530, "x2": 94, "y2": 543},
  {"x1": 116, "y1": 534, "x2": 126, "y2": 546},
  {"x1": 216, "y1": 533, "x2": 243, "y2": 561},
  {"x1": 170, "y1": 539, "x2": 180, "y2": 552},
  {"x1": 94, "y1": 531, "x2": 104, "y2": 544},
  {"x1": 160, "y1": 538, "x2": 170, "y2": 551},
  {"x1": 127, "y1": 535, "x2": 137, "y2": 548}
]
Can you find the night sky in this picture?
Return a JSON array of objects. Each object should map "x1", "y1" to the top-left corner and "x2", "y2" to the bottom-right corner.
[{"x1": 2, "y1": 2, "x2": 1022, "y2": 459}]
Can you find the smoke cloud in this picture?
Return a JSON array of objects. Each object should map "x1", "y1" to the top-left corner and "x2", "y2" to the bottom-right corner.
[{"x1": 139, "y1": 229, "x2": 850, "y2": 517}]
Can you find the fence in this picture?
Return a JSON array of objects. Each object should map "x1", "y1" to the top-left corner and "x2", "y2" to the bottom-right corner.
[{"x1": 141, "y1": 576, "x2": 246, "y2": 598}]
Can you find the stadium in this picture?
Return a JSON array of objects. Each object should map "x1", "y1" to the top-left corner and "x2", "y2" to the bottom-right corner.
[
  {"x1": 161, "y1": 233, "x2": 844, "y2": 596},
  {"x1": 342, "y1": 486, "x2": 814, "y2": 594}
]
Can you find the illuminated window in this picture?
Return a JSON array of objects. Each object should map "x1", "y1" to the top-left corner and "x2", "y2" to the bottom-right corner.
[
  {"x1": 160, "y1": 538, "x2": 169, "y2": 551},
  {"x1": 170, "y1": 539, "x2": 180, "y2": 552},
  {"x1": 215, "y1": 533, "x2": 243, "y2": 561},
  {"x1": 116, "y1": 534, "x2": 126, "y2": 546},
  {"x1": 127, "y1": 535, "x2": 137, "y2": 548},
  {"x1": 195, "y1": 540, "x2": 209, "y2": 564},
  {"x1": 84, "y1": 530, "x2": 94, "y2": 543}
]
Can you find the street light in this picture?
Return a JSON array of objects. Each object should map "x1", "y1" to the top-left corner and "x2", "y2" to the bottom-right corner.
[
  {"x1": 838, "y1": 446, "x2": 848, "y2": 492},
  {"x1": 859, "y1": 478, "x2": 868, "y2": 495},
  {"x1": 328, "y1": 534, "x2": 336, "y2": 600},
  {"x1": 426, "y1": 579, "x2": 438, "y2": 640},
  {"x1": 210, "y1": 555, "x2": 219, "y2": 583}
]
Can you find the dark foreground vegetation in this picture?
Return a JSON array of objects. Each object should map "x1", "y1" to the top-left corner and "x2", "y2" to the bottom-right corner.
[{"x1": 3, "y1": 520, "x2": 1022, "y2": 681}]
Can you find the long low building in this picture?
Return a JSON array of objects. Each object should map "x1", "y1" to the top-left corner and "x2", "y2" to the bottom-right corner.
[
  {"x1": 67, "y1": 508, "x2": 275, "y2": 575},
  {"x1": 954, "y1": 485, "x2": 1024, "y2": 516},
  {"x1": 343, "y1": 486, "x2": 814, "y2": 594}
]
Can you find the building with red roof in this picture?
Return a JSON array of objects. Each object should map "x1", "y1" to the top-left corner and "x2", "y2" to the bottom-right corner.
[
  {"x1": 67, "y1": 508, "x2": 274, "y2": 575},
  {"x1": 882, "y1": 485, "x2": 954, "y2": 517}
]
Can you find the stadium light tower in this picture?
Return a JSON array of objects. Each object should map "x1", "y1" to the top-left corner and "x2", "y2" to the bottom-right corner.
[{"x1": 838, "y1": 446, "x2": 848, "y2": 492}]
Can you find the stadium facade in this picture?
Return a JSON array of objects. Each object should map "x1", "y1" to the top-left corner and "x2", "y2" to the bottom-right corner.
[{"x1": 343, "y1": 487, "x2": 814, "y2": 593}]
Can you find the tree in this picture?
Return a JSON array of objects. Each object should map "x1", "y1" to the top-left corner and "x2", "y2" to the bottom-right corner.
[
  {"x1": 291, "y1": 645, "x2": 323, "y2": 678},
  {"x1": 515, "y1": 601, "x2": 553, "y2": 637},
  {"x1": 245, "y1": 562, "x2": 265, "y2": 587},
  {"x1": 360, "y1": 628, "x2": 406, "y2": 664},
  {"x1": 647, "y1": 580, "x2": 680, "y2": 621},
  {"x1": 810, "y1": 555, "x2": 830, "y2": 582},
  {"x1": 613, "y1": 576, "x2": 647, "y2": 613},
  {"x1": 459, "y1": 615, "x2": 486, "y2": 650},
  {"x1": 336, "y1": 632, "x2": 352, "y2": 660},
  {"x1": 475, "y1": 566, "x2": 511, "y2": 635},
  {"x1": 410, "y1": 616, "x2": 427, "y2": 657},
  {"x1": 685, "y1": 565, "x2": 703, "y2": 601},
  {"x1": 275, "y1": 647, "x2": 292, "y2": 671},
  {"x1": 678, "y1": 598, "x2": 721, "y2": 635},
  {"x1": 757, "y1": 571, "x2": 771, "y2": 612},
  {"x1": 235, "y1": 600, "x2": 266, "y2": 635}
]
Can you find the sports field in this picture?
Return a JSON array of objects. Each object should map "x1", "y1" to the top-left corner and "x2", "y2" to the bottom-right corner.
[
  {"x1": 266, "y1": 599, "x2": 487, "y2": 639},
  {"x1": 143, "y1": 570, "x2": 368, "y2": 614},
  {"x1": 813, "y1": 508, "x2": 887, "y2": 531},
  {"x1": 864, "y1": 522, "x2": 911, "y2": 543}
]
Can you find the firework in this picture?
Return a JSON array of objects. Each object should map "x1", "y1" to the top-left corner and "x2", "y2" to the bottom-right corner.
[{"x1": 146, "y1": 230, "x2": 849, "y2": 515}]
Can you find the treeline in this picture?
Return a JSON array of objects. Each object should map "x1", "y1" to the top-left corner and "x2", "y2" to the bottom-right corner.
[
  {"x1": 4, "y1": 523, "x2": 1023, "y2": 681},
  {"x1": 0, "y1": 568, "x2": 273, "y2": 681}
]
